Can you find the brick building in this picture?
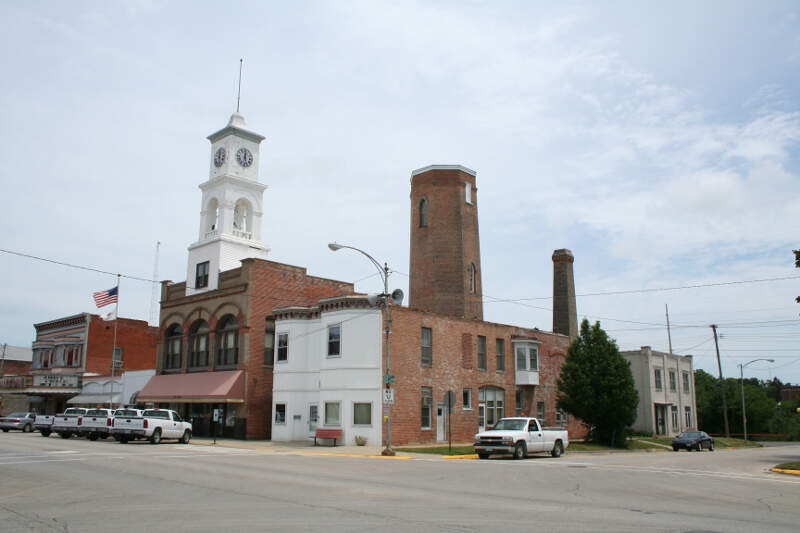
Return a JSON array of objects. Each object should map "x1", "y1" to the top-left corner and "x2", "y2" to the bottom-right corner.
[
  {"x1": 0, "y1": 314, "x2": 158, "y2": 415},
  {"x1": 138, "y1": 112, "x2": 353, "y2": 439},
  {"x1": 0, "y1": 345, "x2": 33, "y2": 414},
  {"x1": 272, "y1": 164, "x2": 587, "y2": 446}
]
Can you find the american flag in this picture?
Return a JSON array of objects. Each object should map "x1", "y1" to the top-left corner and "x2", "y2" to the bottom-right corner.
[{"x1": 93, "y1": 286, "x2": 118, "y2": 308}]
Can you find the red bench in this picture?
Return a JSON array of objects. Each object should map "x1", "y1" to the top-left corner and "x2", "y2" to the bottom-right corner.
[{"x1": 313, "y1": 428, "x2": 343, "y2": 446}]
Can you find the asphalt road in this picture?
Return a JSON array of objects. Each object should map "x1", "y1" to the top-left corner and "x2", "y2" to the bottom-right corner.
[{"x1": 1, "y1": 433, "x2": 798, "y2": 532}]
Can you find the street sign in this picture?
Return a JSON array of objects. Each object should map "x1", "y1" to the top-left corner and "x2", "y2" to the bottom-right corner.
[
  {"x1": 383, "y1": 373, "x2": 395, "y2": 384},
  {"x1": 382, "y1": 388, "x2": 395, "y2": 404}
]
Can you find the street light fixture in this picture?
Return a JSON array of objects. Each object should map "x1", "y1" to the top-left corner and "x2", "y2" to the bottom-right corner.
[
  {"x1": 738, "y1": 358, "x2": 774, "y2": 440},
  {"x1": 328, "y1": 242, "x2": 401, "y2": 456}
]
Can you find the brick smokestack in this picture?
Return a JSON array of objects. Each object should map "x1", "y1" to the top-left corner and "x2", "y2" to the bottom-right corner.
[{"x1": 552, "y1": 249, "x2": 577, "y2": 340}]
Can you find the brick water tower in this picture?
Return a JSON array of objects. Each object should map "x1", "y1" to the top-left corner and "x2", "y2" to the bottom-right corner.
[{"x1": 408, "y1": 165, "x2": 483, "y2": 320}]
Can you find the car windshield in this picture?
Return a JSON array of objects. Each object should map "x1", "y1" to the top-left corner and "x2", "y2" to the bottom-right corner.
[
  {"x1": 491, "y1": 419, "x2": 528, "y2": 431},
  {"x1": 86, "y1": 409, "x2": 108, "y2": 416},
  {"x1": 143, "y1": 410, "x2": 170, "y2": 419},
  {"x1": 678, "y1": 432, "x2": 702, "y2": 438},
  {"x1": 8, "y1": 412, "x2": 27, "y2": 418},
  {"x1": 64, "y1": 408, "x2": 85, "y2": 415},
  {"x1": 115, "y1": 410, "x2": 138, "y2": 417}
]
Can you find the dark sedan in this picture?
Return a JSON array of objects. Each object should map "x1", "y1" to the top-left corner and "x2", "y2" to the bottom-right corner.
[{"x1": 672, "y1": 430, "x2": 714, "y2": 451}]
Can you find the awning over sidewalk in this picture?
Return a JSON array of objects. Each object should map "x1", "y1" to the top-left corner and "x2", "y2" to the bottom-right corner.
[
  {"x1": 67, "y1": 393, "x2": 123, "y2": 405},
  {"x1": 136, "y1": 370, "x2": 245, "y2": 404}
]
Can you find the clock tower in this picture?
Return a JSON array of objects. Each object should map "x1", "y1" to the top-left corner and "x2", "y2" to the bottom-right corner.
[{"x1": 185, "y1": 112, "x2": 270, "y2": 296}]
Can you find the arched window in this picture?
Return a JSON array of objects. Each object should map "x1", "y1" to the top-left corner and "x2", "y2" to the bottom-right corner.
[
  {"x1": 164, "y1": 324, "x2": 183, "y2": 370},
  {"x1": 479, "y1": 386, "x2": 505, "y2": 428},
  {"x1": 188, "y1": 320, "x2": 209, "y2": 370},
  {"x1": 233, "y1": 198, "x2": 252, "y2": 236},
  {"x1": 419, "y1": 198, "x2": 427, "y2": 227},
  {"x1": 207, "y1": 198, "x2": 219, "y2": 232},
  {"x1": 469, "y1": 263, "x2": 476, "y2": 293},
  {"x1": 216, "y1": 315, "x2": 239, "y2": 367}
]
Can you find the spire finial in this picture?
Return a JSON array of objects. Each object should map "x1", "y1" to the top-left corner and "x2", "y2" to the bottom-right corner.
[{"x1": 236, "y1": 58, "x2": 243, "y2": 113}]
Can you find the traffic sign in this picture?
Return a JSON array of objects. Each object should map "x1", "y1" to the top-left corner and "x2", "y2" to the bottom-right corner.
[
  {"x1": 382, "y1": 388, "x2": 395, "y2": 404},
  {"x1": 383, "y1": 373, "x2": 395, "y2": 384}
]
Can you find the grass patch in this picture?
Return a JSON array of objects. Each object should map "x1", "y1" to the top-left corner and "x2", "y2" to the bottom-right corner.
[
  {"x1": 394, "y1": 445, "x2": 475, "y2": 455},
  {"x1": 775, "y1": 462, "x2": 800, "y2": 470},
  {"x1": 634, "y1": 436, "x2": 762, "y2": 448}
]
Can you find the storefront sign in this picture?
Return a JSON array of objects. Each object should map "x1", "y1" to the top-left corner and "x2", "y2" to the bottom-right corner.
[
  {"x1": 0, "y1": 376, "x2": 26, "y2": 389},
  {"x1": 33, "y1": 374, "x2": 80, "y2": 388}
]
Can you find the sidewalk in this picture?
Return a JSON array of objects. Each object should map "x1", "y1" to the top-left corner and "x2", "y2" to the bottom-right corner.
[{"x1": 191, "y1": 437, "x2": 398, "y2": 458}]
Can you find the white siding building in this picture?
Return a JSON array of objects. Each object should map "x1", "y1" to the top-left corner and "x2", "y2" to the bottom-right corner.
[
  {"x1": 621, "y1": 347, "x2": 698, "y2": 437},
  {"x1": 271, "y1": 296, "x2": 383, "y2": 446}
]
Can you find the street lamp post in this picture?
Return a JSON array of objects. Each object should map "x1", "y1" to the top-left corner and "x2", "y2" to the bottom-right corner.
[
  {"x1": 738, "y1": 358, "x2": 774, "y2": 440},
  {"x1": 328, "y1": 242, "x2": 397, "y2": 456}
]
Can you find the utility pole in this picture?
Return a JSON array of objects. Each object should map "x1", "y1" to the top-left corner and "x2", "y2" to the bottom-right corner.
[
  {"x1": 710, "y1": 324, "x2": 730, "y2": 437},
  {"x1": 0, "y1": 343, "x2": 6, "y2": 376},
  {"x1": 665, "y1": 304, "x2": 673, "y2": 355}
]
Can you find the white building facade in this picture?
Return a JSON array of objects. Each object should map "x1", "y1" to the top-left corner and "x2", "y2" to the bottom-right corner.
[
  {"x1": 271, "y1": 296, "x2": 383, "y2": 446},
  {"x1": 621, "y1": 347, "x2": 698, "y2": 437}
]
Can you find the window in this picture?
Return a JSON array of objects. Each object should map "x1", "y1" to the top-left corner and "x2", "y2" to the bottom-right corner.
[
  {"x1": 669, "y1": 369, "x2": 677, "y2": 392},
  {"x1": 496, "y1": 339, "x2": 505, "y2": 371},
  {"x1": 353, "y1": 403, "x2": 371, "y2": 425},
  {"x1": 469, "y1": 263, "x2": 476, "y2": 293},
  {"x1": 327, "y1": 324, "x2": 341, "y2": 357},
  {"x1": 195, "y1": 261, "x2": 209, "y2": 288},
  {"x1": 421, "y1": 387, "x2": 433, "y2": 429},
  {"x1": 671, "y1": 405, "x2": 679, "y2": 430},
  {"x1": 477, "y1": 335, "x2": 486, "y2": 370},
  {"x1": 164, "y1": 324, "x2": 183, "y2": 370},
  {"x1": 112, "y1": 347, "x2": 123, "y2": 364},
  {"x1": 556, "y1": 409, "x2": 568, "y2": 427},
  {"x1": 421, "y1": 327, "x2": 432, "y2": 366},
  {"x1": 537, "y1": 401, "x2": 545, "y2": 421},
  {"x1": 324, "y1": 402, "x2": 340, "y2": 426},
  {"x1": 216, "y1": 315, "x2": 238, "y2": 367},
  {"x1": 654, "y1": 368, "x2": 663, "y2": 391},
  {"x1": 277, "y1": 333, "x2": 288, "y2": 363},
  {"x1": 465, "y1": 182, "x2": 472, "y2": 204},
  {"x1": 419, "y1": 198, "x2": 427, "y2": 227},
  {"x1": 684, "y1": 406, "x2": 692, "y2": 428},
  {"x1": 682, "y1": 371, "x2": 690, "y2": 394},
  {"x1": 515, "y1": 390, "x2": 523, "y2": 416},
  {"x1": 274, "y1": 404, "x2": 286, "y2": 424},
  {"x1": 515, "y1": 343, "x2": 539, "y2": 371},
  {"x1": 264, "y1": 321, "x2": 275, "y2": 366},
  {"x1": 188, "y1": 320, "x2": 209, "y2": 369},
  {"x1": 462, "y1": 388, "x2": 472, "y2": 410},
  {"x1": 479, "y1": 386, "x2": 504, "y2": 428}
]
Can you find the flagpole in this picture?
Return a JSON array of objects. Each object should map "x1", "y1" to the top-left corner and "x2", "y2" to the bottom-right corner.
[{"x1": 109, "y1": 274, "x2": 120, "y2": 410}]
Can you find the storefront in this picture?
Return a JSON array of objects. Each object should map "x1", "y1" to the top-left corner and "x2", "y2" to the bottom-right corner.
[{"x1": 136, "y1": 370, "x2": 246, "y2": 438}]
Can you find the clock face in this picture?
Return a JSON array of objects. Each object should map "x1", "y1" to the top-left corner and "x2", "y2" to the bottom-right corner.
[
  {"x1": 236, "y1": 147, "x2": 253, "y2": 168},
  {"x1": 214, "y1": 147, "x2": 226, "y2": 167}
]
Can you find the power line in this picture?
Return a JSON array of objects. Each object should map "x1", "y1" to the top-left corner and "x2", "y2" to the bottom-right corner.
[{"x1": 1, "y1": 247, "x2": 156, "y2": 284}]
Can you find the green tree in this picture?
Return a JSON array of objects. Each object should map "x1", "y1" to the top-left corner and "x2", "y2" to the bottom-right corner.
[{"x1": 557, "y1": 319, "x2": 638, "y2": 447}]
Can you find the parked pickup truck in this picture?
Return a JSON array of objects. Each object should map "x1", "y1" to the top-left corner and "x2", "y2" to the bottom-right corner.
[
  {"x1": 474, "y1": 417, "x2": 568, "y2": 459},
  {"x1": 110, "y1": 408, "x2": 141, "y2": 441},
  {"x1": 113, "y1": 409, "x2": 192, "y2": 444},
  {"x1": 81, "y1": 408, "x2": 116, "y2": 441},
  {"x1": 34, "y1": 414, "x2": 56, "y2": 436},
  {"x1": 51, "y1": 408, "x2": 89, "y2": 439}
]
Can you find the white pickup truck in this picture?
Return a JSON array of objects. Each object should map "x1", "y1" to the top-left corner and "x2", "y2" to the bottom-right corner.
[
  {"x1": 113, "y1": 409, "x2": 192, "y2": 444},
  {"x1": 81, "y1": 408, "x2": 116, "y2": 441},
  {"x1": 50, "y1": 408, "x2": 89, "y2": 439},
  {"x1": 474, "y1": 417, "x2": 568, "y2": 459}
]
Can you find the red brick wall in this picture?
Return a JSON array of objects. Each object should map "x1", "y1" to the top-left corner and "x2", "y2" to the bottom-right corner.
[
  {"x1": 0, "y1": 360, "x2": 31, "y2": 375},
  {"x1": 409, "y1": 168, "x2": 483, "y2": 320},
  {"x1": 386, "y1": 306, "x2": 586, "y2": 445},
  {"x1": 86, "y1": 316, "x2": 158, "y2": 374}
]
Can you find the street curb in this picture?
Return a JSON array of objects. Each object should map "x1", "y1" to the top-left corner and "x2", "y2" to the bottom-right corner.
[
  {"x1": 771, "y1": 467, "x2": 800, "y2": 476},
  {"x1": 443, "y1": 454, "x2": 478, "y2": 460}
]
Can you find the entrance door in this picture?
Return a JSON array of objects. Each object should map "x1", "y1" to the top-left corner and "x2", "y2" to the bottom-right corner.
[
  {"x1": 654, "y1": 405, "x2": 667, "y2": 435},
  {"x1": 478, "y1": 403, "x2": 486, "y2": 432},
  {"x1": 308, "y1": 404, "x2": 318, "y2": 435},
  {"x1": 436, "y1": 403, "x2": 446, "y2": 441}
]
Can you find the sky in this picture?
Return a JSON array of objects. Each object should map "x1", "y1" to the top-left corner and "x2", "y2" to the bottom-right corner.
[{"x1": 1, "y1": 1, "x2": 798, "y2": 384}]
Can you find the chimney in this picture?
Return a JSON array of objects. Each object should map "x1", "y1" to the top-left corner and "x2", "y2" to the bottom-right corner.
[{"x1": 552, "y1": 249, "x2": 577, "y2": 340}]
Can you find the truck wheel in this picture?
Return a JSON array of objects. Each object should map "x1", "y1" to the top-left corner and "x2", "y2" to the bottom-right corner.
[
  {"x1": 477, "y1": 453, "x2": 489, "y2": 460},
  {"x1": 60, "y1": 432, "x2": 71, "y2": 439},
  {"x1": 23, "y1": 424, "x2": 33, "y2": 433},
  {"x1": 513, "y1": 442, "x2": 527, "y2": 460},
  {"x1": 150, "y1": 428, "x2": 162, "y2": 444},
  {"x1": 551, "y1": 440, "x2": 564, "y2": 458},
  {"x1": 41, "y1": 430, "x2": 51, "y2": 437},
  {"x1": 709, "y1": 442, "x2": 714, "y2": 451},
  {"x1": 88, "y1": 433, "x2": 98, "y2": 441},
  {"x1": 2, "y1": 429, "x2": 8, "y2": 432},
  {"x1": 119, "y1": 437, "x2": 129, "y2": 444},
  {"x1": 179, "y1": 430, "x2": 191, "y2": 444},
  {"x1": 672, "y1": 446, "x2": 678, "y2": 452}
]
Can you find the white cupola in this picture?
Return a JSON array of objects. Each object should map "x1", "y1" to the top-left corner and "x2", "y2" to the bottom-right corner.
[{"x1": 185, "y1": 112, "x2": 270, "y2": 296}]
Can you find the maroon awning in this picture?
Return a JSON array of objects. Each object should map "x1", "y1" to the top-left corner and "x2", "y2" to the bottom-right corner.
[{"x1": 137, "y1": 370, "x2": 245, "y2": 404}]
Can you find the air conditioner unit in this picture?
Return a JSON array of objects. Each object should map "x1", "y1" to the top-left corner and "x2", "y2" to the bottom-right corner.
[{"x1": 423, "y1": 396, "x2": 433, "y2": 406}]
